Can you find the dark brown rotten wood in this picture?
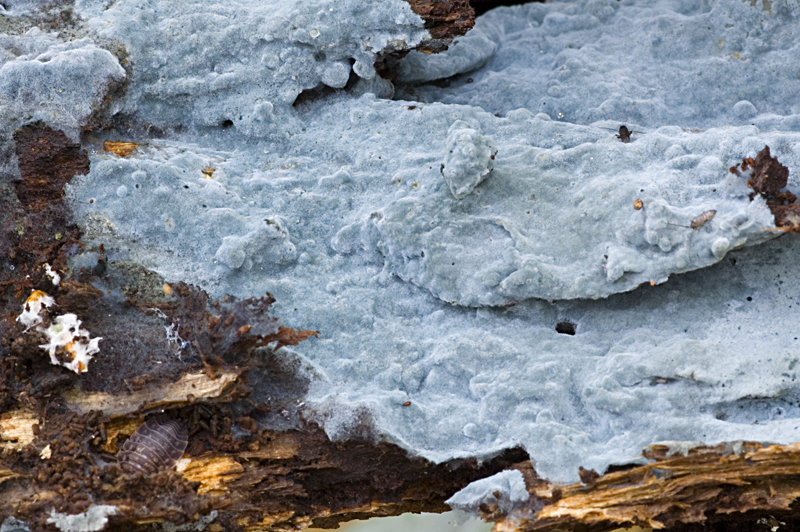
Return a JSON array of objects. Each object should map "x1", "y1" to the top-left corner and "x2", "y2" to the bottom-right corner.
[
  {"x1": 489, "y1": 442, "x2": 800, "y2": 532},
  {"x1": 375, "y1": 0, "x2": 474, "y2": 77},
  {"x1": 0, "y1": 400, "x2": 527, "y2": 532}
]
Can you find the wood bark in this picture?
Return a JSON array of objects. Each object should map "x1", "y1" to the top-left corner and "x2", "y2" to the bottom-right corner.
[{"x1": 0, "y1": 372, "x2": 527, "y2": 531}]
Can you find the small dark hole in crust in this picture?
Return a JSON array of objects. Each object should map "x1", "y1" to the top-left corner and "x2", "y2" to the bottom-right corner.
[
  {"x1": 555, "y1": 321, "x2": 576, "y2": 335},
  {"x1": 221, "y1": 119, "x2": 234, "y2": 129}
]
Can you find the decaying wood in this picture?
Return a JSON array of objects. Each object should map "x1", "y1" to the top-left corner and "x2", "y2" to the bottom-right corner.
[
  {"x1": 62, "y1": 370, "x2": 242, "y2": 417},
  {"x1": 0, "y1": 369, "x2": 527, "y2": 532},
  {"x1": 4, "y1": 125, "x2": 800, "y2": 532},
  {"x1": 492, "y1": 442, "x2": 800, "y2": 532},
  {"x1": 177, "y1": 455, "x2": 244, "y2": 496},
  {"x1": 0, "y1": 409, "x2": 38, "y2": 452}
]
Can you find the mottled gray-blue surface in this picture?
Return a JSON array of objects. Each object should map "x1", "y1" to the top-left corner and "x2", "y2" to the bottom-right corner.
[{"x1": 3, "y1": 0, "x2": 800, "y2": 488}]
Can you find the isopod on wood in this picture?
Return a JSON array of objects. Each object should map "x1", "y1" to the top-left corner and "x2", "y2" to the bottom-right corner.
[{"x1": 117, "y1": 416, "x2": 188, "y2": 474}]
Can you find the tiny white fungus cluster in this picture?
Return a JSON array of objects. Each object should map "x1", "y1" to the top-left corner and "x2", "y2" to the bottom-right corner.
[
  {"x1": 45, "y1": 263, "x2": 61, "y2": 286},
  {"x1": 17, "y1": 290, "x2": 55, "y2": 330},
  {"x1": 16, "y1": 289, "x2": 102, "y2": 374}
]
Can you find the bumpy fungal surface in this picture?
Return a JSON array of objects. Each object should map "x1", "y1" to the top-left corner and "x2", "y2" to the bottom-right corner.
[
  {"x1": 0, "y1": 29, "x2": 125, "y2": 141},
  {"x1": 76, "y1": 0, "x2": 430, "y2": 137},
  {"x1": 118, "y1": 417, "x2": 189, "y2": 474},
  {"x1": 393, "y1": 0, "x2": 800, "y2": 130},
  {"x1": 4, "y1": 0, "x2": 800, "y2": 490},
  {"x1": 441, "y1": 120, "x2": 497, "y2": 199}
]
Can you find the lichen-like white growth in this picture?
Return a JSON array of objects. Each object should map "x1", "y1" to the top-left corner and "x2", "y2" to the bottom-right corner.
[
  {"x1": 17, "y1": 290, "x2": 102, "y2": 374},
  {"x1": 150, "y1": 308, "x2": 189, "y2": 354},
  {"x1": 39, "y1": 314, "x2": 102, "y2": 374},
  {"x1": 162, "y1": 511, "x2": 218, "y2": 532},
  {"x1": 46, "y1": 505, "x2": 118, "y2": 532},
  {"x1": 447, "y1": 470, "x2": 529, "y2": 513},
  {"x1": 16, "y1": 290, "x2": 55, "y2": 330}
]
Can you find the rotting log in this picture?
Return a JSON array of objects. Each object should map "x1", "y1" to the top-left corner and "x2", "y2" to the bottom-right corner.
[
  {"x1": 488, "y1": 442, "x2": 800, "y2": 532},
  {"x1": 0, "y1": 378, "x2": 528, "y2": 532},
  {"x1": 5, "y1": 116, "x2": 800, "y2": 532},
  {"x1": 1, "y1": 121, "x2": 529, "y2": 531}
]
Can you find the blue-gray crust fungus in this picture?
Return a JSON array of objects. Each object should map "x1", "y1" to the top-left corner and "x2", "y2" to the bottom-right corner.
[{"x1": 4, "y1": 0, "x2": 800, "y2": 491}]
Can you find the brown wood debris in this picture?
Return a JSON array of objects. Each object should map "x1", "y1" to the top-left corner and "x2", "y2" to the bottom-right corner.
[
  {"x1": 376, "y1": 0, "x2": 474, "y2": 76},
  {"x1": 177, "y1": 455, "x2": 244, "y2": 496},
  {"x1": 731, "y1": 145, "x2": 800, "y2": 232},
  {"x1": 0, "y1": 400, "x2": 527, "y2": 531},
  {"x1": 62, "y1": 370, "x2": 242, "y2": 417},
  {"x1": 491, "y1": 442, "x2": 800, "y2": 532},
  {"x1": 103, "y1": 140, "x2": 138, "y2": 157},
  {"x1": 12, "y1": 123, "x2": 90, "y2": 212},
  {"x1": 0, "y1": 409, "x2": 38, "y2": 452},
  {"x1": 405, "y1": 0, "x2": 474, "y2": 42}
]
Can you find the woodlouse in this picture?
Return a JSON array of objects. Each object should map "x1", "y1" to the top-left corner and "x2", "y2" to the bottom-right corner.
[{"x1": 117, "y1": 417, "x2": 188, "y2": 474}]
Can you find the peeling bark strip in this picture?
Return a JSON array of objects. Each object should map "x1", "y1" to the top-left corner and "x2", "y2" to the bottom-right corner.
[{"x1": 492, "y1": 442, "x2": 800, "y2": 532}]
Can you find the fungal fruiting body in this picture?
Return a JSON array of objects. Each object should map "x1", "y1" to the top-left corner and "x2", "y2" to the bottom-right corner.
[
  {"x1": 39, "y1": 314, "x2": 101, "y2": 373},
  {"x1": 17, "y1": 290, "x2": 55, "y2": 330},
  {"x1": 17, "y1": 289, "x2": 102, "y2": 373},
  {"x1": 44, "y1": 263, "x2": 61, "y2": 286},
  {"x1": 118, "y1": 417, "x2": 188, "y2": 474}
]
